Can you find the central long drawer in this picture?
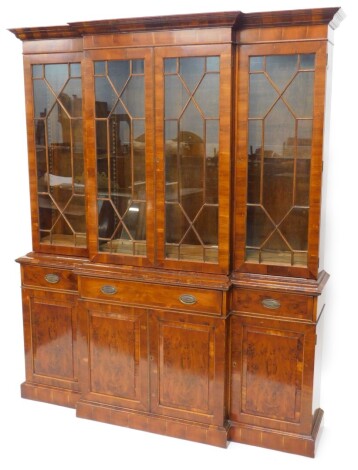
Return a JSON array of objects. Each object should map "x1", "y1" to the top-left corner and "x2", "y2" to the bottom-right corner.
[{"x1": 79, "y1": 276, "x2": 224, "y2": 316}]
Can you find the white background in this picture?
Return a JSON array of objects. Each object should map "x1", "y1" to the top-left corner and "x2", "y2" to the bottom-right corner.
[{"x1": 0, "y1": 1, "x2": 356, "y2": 468}]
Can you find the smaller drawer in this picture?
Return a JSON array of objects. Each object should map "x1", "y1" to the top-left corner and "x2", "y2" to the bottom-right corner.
[
  {"x1": 232, "y1": 288, "x2": 313, "y2": 321},
  {"x1": 80, "y1": 277, "x2": 222, "y2": 315},
  {"x1": 22, "y1": 265, "x2": 77, "y2": 292}
]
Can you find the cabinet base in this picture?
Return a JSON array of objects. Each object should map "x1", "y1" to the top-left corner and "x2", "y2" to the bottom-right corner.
[
  {"x1": 76, "y1": 400, "x2": 229, "y2": 448},
  {"x1": 21, "y1": 382, "x2": 80, "y2": 409},
  {"x1": 229, "y1": 408, "x2": 324, "y2": 457}
]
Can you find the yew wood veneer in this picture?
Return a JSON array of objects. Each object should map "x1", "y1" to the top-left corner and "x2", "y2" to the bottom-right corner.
[{"x1": 11, "y1": 6, "x2": 344, "y2": 457}]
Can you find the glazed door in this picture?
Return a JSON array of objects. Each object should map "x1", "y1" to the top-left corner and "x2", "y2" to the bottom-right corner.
[
  {"x1": 78, "y1": 301, "x2": 148, "y2": 412},
  {"x1": 24, "y1": 54, "x2": 87, "y2": 256},
  {"x1": 155, "y1": 45, "x2": 232, "y2": 274},
  {"x1": 149, "y1": 310, "x2": 226, "y2": 425},
  {"x1": 235, "y1": 41, "x2": 328, "y2": 278},
  {"x1": 83, "y1": 48, "x2": 155, "y2": 266},
  {"x1": 230, "y1": 315, "x2": 316, "y2": 434}
]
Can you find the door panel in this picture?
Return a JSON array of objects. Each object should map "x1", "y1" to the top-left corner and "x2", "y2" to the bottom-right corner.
[
  {"x1": 83, "y1": 48, "x2": 155, "y2": 267},
  {"x1": 155, "y1": 45, "x2": 232, "y2": 274},
  {"x1": 150, "y1": 310, "x2": 226, "y2": 425},
  {"x1": 78, "y1": 302, "x2": 148, "y2": 412},
  {"x1": 22, "y1": 288, "x2": 79, "y2": 391},
  {"x1": 230, "y1": 315, "x2": 316, "y2": 434}
]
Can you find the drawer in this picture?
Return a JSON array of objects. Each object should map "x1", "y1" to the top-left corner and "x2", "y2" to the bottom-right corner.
[
  {"x1": 232, "y1": 288, "x2": 313, "y2": 321},
  {"x1": 22, "y1": 265, "x2": 77, "y2": 292},
  {"x1": 79, "y1": 277, "x2": 223, "y2": 315}
]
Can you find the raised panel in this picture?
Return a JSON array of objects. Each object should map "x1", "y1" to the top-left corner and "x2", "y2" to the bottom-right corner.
[
  {"x1": 242, "y1": 327, "x2": 303, "y2": 422},
  {"x1": 230, "y1": 315, "x2": 316, "y2": 434},
  {"x1": 159, "y1": 322, "x2": 211, "y2": 413},
  {"x1": 21, "y1": 288, "x2": 79, "y2": 394},
  {"x1": 31, "y1": 300, "x2": 76, "y2": 380},
  {"x1": 80, "y1": 303, "x2": 148, "y2": 411},
  {"x1": 89, "y1": 313, "x2": 139, "y2": 398},
  {"x1": 150, "y1": 310, "x2": 225, "y2": 425}
]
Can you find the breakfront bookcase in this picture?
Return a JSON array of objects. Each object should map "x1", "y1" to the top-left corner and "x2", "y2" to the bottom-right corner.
[{"x1": 11, "y1": 7, "x2": 343, "y2": 457}]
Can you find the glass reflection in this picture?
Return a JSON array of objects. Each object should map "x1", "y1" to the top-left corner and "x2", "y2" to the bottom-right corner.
[
  {"x1": 33, "y1": 62, "x2": 86, "y2": 248},
  {"x1": 94, "y1": 59, "x2": 147, "y2": 256},
  {"x1": 164, "y1": 56, "x2": 220, "y2": 263},
  {"x1": 245, "y1": 54, "x2": 315, "y2": 267}
]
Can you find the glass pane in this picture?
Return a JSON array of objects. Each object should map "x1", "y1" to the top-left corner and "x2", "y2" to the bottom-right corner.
[
  {"x1": 64, "y1": 195, "x2": 86, "y2": 232},
  {"x1": 194, "y1": 205, "x2": 218, "y2": 246},
  {"x1": 33, "y1": 80, "x2": 55, "y2": 118},
  {"x1": 165, "y1": 120, "x2": 179, "y2": 202},
  {"x1": 32, "y1": 64, "x2": 43, "y2": 78},
  {"x1": 33, "y1": 62, "x2": 86, "y2": 249},
  {"x1": 95, "y1": 77, "x2": 117, "y2": 117},
  {"x1": 38, "y1": 195, "x2": 59, "y2": 231},
  {"x1": 262, "y1": 231, "x2": 289, "y2": 252},
  {"x1": 36, "y1": 147, "x2": 47, "y2": 192},
  {"x1": 59, "y1": 79, "x2": 82, "y2": 117},
  {"x1": 296, "y1": 159, "x2": 311, "y2": 206},
  {"x1": 165, "y1": 75, "x2": 189, "y2": 119},
  {"x1": 194, "y1": 74, "x2": 220, "y2": 117},
  {"x1": 95, "y1": 59, "x2": 147, "y2": 256},
  {"x1": 165, "y1": 204, "x2": 189, "y2": 243},
  {"x1": 94, "y1": 61, "x2": 106, "y2": 75},
  {"x1": 179, "y1": 101, "x2": 204, "y2": 148},
  {"x1": 249, "y1": 74, "x2": 278, "y2": 118},
  {"x1": 266, "y1": 55, "x2": 298, "y2": 90},
  {"x1": 121, "y1": 75, "x2": 144, "y2": 118},
  {"x1": 164, "y1": 58, "x2": 177, "y2": 74},
  {"x1": 132, "y1": 59, "x2": 144, "y2": 74},
  {"x1": 164, "y1": 55, "x2": 219, "y2": 263},
  {"x1": 108, "y1": 60, "x2": 130, "y2": 94},
  {"x1": 263, "y1": 158, "x2": 294, "y2": 224},
  {"x1": 47, "y1": 106, "x2": 71, "y2": 147},
  {"x1": 280, "y1": 208, "x2": 309, "y2": 251},
  {"x1": 300, "y1": 54, "x2": 315, "y2": 70},
  {"x1": 122, "y1": 202, "x2": 146, "y2": 240},
  {"x1": 248, "y1": 120, "x2": 262, "y2": 204},
  {"x1": 70, "y1": 63, "x2": 81, "y2": 77},
  {"x1": 246, "y1": 205, "x2": 274, "y2": 248},
  {"x1": 179, "y1": 57, "x2": 205, "y2": 91},
  {"x1": 297, "y1": 120, "x2": 313, "y2": 159},
  {"x1": 206, "y1": 56, "x2": 220, "y2": 72},
  {"x1": 205, "y1": 120, "x2": 219, "y2": 204},
  {"x1": 133, "y1": 120, "x2": 146, "y2": 200},
  {"x1": 45, "y1": 64, "x2": 68, "y2": 95},
  {"x1": 283, "y1": 72, "x2": 314, "y2": 117},
  {"x1": 245, "y1": 53, "x2": 315, "y2": 267},
  {"x1": 264, "y1": 100, "x2": 295, "y2": 158},
  {"x1": 249, "y1": 56, "x2": 264, "y2": 72}
]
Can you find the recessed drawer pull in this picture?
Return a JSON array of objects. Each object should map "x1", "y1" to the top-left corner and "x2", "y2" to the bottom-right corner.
[
  {"x1": 44, "y1": 273, "x2": 60, "y2": 284},
  {"x1": 179, "y1": 294, "x2": 197, "y2": 305},
  {"x1": 262, "y1": 298, "x2": 281, "y2": 309},
  {"x1": 100, "y1": 285, "x2": 117, "y2": 295}
]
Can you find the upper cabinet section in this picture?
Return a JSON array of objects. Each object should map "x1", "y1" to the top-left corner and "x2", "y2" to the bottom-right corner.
[{"x1": 11, "y1": 7, "x2": 343, "y2": 275}]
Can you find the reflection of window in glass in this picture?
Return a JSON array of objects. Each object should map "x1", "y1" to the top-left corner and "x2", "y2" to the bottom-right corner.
[
  {"x1": 32, "y1": 63, "x2": 86, "y2": 248},
  {"x1": 94, "y1": 59, "x2": 146, "y2": 257},
  {"x1": 245, "y1": 54, "x2": 315, "y2": 267},
  {"x1": 164, "y1": 56, "x2": 220, "y2": 263}
]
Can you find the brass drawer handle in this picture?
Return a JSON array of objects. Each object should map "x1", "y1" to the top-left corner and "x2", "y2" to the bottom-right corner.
[
  {"x1": 44, "y1": 273, "x2": 60, "y2": 284},
  {"x1": 100, "y1": 285, "x2": 117, "y2": 295},
  {"x1": 179, "y1": 294, "x2": 197, "y2": 305},
  {"x1": 262, "y1": 298, "x2": 281, "y2": 309}
]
